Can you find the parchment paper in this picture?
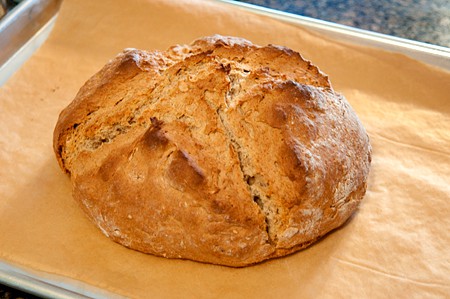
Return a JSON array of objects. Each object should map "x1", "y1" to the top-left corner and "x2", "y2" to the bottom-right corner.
[{"x1": 0, "y1": 0, "x2": 449, "y2": 298}]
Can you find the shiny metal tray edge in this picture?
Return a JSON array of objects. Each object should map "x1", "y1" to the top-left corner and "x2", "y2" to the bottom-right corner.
[
  {"x1": 217, "y1": 0, "x2": 450, "y2": 71},
  {"x1": 0, "y1": 0, "x2": 63, "y2": 66},
  {"x1": 0, "y1": 0, "x2": 63, "y2": 86},
  {"x1": 0, "y1": 14, "x2": 56, "y2": 87},
  {"x1": 0, "y1": 261, "x2": 124, "y2": 299}
]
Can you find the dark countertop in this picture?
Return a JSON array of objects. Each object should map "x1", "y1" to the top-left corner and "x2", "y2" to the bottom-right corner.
[
  {"x1": 1, "y1": 0, "x2": 448, "y2": 298},
  {"x1": 234, "y1": 0, "x2": 450, "y2": 47},
  {"x1": 0, "y1": 286, "x2": 40, "y2": 299}
]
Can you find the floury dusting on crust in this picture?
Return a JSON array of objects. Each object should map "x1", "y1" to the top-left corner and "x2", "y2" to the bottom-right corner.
[{"x1": 53, "y1": 35, "x2": 371, "y2": 267}]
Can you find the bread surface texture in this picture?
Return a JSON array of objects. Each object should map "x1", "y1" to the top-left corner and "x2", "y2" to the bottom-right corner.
[{"x1": 53, "y1": 35, "x2": 371, "y2": 267}]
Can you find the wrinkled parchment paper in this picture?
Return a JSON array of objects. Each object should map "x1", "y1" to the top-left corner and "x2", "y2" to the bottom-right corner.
[{"x1": 0, "y1": 0, "x2": 449, "y2": 297}]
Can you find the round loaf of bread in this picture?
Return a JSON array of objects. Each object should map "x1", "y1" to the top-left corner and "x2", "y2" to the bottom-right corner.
[{"x1": 53, "y1": 35, "x2": 371, "y2": 267}]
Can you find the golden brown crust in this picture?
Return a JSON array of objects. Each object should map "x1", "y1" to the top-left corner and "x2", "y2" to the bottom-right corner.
[{"x1": 53, "y1": 35, "x2": 371, "y2": 267}]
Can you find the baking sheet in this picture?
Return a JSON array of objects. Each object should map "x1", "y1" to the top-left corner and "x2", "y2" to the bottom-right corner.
[
  {"x1": 0, "y1": 260, "x2": 117, "y2": 299},
  {"x1": 0, "y1": 0, "x2": 63, "y2": 69},
  {"x1": 0, "y1": 0, "x2": 449, "y2": 298}
]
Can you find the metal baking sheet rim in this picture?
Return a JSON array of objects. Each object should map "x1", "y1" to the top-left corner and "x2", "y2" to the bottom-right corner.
[
  {"x1": 0, "y1": 260, "x2": 124, "y2": 299},
  {"x1": 1, "y1": 0, "x2": 450, "y2": 298},
  {"x1": 217, "y1": 0, "x2": 450, "y2": 71}
]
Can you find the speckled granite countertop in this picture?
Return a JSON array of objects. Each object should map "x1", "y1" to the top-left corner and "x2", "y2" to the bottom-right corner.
[{"x1": 234, "y1": 0, "x2": 450, "y2": 48}]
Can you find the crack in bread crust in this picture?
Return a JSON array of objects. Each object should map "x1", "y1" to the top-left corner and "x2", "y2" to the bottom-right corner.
[{"x1": 53, "y1": 35, "x2": 371, "y2": 267}]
